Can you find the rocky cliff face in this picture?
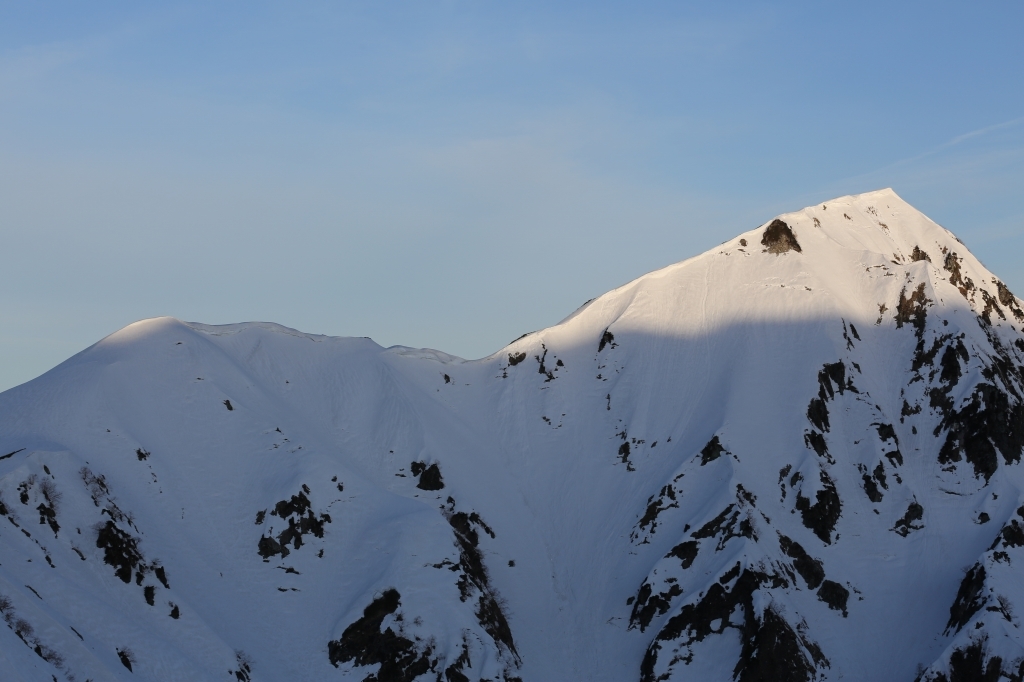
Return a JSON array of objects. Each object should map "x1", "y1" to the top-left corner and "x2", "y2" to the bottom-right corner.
[{"x1": 1, "y1": 189, "x2": 1023, "y2": 681}]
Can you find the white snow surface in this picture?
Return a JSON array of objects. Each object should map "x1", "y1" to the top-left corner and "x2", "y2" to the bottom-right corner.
[{"x1": 1, "y1": 189, "x2": 1024, "y2": 681}]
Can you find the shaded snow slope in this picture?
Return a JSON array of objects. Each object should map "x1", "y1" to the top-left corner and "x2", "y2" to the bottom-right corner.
[{"x1": 2, "y1": 189, "x2": 1024, "y2": 681}]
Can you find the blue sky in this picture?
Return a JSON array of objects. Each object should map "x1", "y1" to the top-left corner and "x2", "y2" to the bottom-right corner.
[{"x1": 2, "y1": 2, "x2": 1023, "y2": 391}]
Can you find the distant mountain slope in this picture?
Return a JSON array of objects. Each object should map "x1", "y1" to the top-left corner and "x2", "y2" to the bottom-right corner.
[{"x1": 1, "y1": 189, "x2": 1023, "y2": 681}]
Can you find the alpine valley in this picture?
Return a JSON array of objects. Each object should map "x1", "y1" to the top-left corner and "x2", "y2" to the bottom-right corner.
[{"x1": 3, "y1": 189, "x2": 1024, "y2": 682}]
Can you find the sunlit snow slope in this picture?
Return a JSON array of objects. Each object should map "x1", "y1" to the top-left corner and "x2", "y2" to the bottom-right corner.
[{"x1": 2, "y1": 189, "x2": 1024, "y2": 682}]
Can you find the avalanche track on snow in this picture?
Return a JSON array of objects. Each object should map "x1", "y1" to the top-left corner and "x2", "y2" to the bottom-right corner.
[{"x1": 2, "y1": 188, "x2": 1024, "y2": 681}]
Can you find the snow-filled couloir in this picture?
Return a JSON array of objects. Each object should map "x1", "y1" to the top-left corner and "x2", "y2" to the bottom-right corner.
[{"x1": 1, "y1": 188, "x2": 1023, "y2": 681}]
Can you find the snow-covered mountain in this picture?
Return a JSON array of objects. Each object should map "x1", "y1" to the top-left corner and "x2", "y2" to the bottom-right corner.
[{"x1": 2, "y1": 188, "x2": 1024, "y2": 682}]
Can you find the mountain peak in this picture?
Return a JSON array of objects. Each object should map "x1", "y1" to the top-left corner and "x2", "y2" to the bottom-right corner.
[
  {"x1": 508, "y1": 191, "x2": 1020, "y2": 381},
  {"x1": 1, "y1": 192, "x2": 1023, "y2": 682}
]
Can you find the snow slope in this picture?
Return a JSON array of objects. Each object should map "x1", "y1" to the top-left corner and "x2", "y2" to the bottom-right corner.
[{"x1": 2, "y1": 188, "x2": 1023, "y2": 681}]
